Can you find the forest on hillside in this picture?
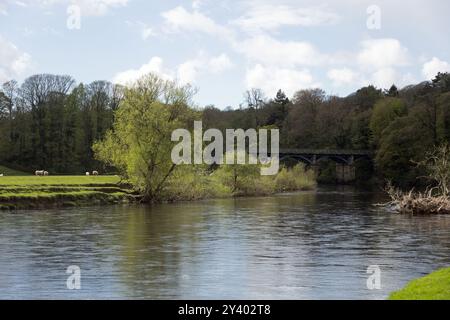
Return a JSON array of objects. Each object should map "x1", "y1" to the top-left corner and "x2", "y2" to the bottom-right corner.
[{"x1": 1, "y1": 72, "x2": 450, "y2": 187}]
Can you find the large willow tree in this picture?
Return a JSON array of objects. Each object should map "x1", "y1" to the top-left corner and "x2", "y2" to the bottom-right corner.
[{"x1": 93, "y1": 74, "x2": 198, "y2": 202}]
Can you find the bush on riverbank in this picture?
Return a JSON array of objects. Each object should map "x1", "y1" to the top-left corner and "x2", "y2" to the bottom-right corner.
[
  {"x1": 389, "y1": 267, "x2": 450, "y2": 300},
  {"x1": 163, "y1": 165, "x2": 232, "y2": 201},
  {"x1": 275, "y1": 164, "x2": 316, "y2": 192},
  {"x1": 162, "y1": 163, "x2": 316, "y2": 201}
]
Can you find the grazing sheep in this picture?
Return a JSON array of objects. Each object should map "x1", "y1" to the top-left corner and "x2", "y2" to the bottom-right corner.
[
  {"x1": 35, "y1": 170, "x2": 44, "y2": 176},
  {"x1": 86, "y1": 172, "x2": 90, "y2": 176},
  {"x1": 0, "y1": 174, "x2": 3, "y2": 177},
  {"x1": 92, "y1": 171, "x2": 99, "y2": 176},
  {"x1": 43, "y1": 171, "x2": 49, "y2": 176}
]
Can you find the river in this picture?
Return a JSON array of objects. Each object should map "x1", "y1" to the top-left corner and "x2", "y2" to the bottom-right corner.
[{"x1": 0, "y1": 187, "x2": 449, "y2": 299}]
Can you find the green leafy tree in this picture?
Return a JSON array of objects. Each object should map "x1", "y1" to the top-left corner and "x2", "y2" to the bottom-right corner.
[
  {"x1": 376, "y1": 116, "x2": 433, "y2": 187},
  {"x1": 93, "y1": 74, "x2": 198, "y2": 202},
  {"x1": 369, "y1": 97, "x2": 407, "y2": 146}
]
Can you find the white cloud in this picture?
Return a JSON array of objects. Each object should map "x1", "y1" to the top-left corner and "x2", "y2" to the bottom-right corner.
[
  {"x1": 236, "y1": 35, "x2": 326, "y2": 67},
  {"x1": 141, "y1": 27, "x2": 154, "y2": 40},
  {"x1": 177, "y1": 53, "x2": 233, "y2": 84},
  {"x1": 233, "y1": 4, "x2": 339, "y2": 32},
  {"x1": 325, "y1": 39, "x2": 415, "y2": 89},
  {"x1": 245, "y1": 64, "x2": 318, "y2": 97},
  {"x1": 368, "y1": 68, "x2": 416, "y2": 90},
  {"x1": 208, "y1": 53, "x2": 233, "y2": 73},
  {"x1": 7, "y1": 0, "x2": 129, "y2": 16},
  {"x1": 15, "y1": 1, "x2": 27, "y2": 7},
  {"x1": 112, "y1": 57, "x2": 173, "y2": 85},
  {"x1": 161, "y1": 6, "x2": 231, "y2": 39},
  {"x1": 357, "y1": 38, "x2": 410, "y2": 70},
  {"x1": 113, "y1": 53, "x2": 233, "y2": 86},
  {"x1": 370, "y1": 68, "x2": 397, "y2": 89},
  {"x1": 192, "y1": 0, "x2": 203, "y2": 10},
  {"x1": 0, "y1": 35, "x2": 32, "y2": 83},
  {"x1": 72, "y1": 0, "x2": 129, "y2": 16},
  {"x1": 125, "y1": 21, "x2": 155, "y2": 40},
  {"x1": 422, "y1": 57, "x2": 450, "y2": 80},
  {"x1": 0, "y1": 3, "x2": 8, "y2": 15},
  {"x1": 327, "y1": 68, "x2": 358, "y2": 86}
]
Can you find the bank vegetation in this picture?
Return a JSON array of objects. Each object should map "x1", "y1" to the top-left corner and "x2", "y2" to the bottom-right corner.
[{"x1": 385, "y1": 144, "x2": 450, "y2": 214}]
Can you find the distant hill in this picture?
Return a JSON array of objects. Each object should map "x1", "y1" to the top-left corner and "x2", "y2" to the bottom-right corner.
[
  {"x1": 399, "y1": 81, "x2": 429, "y2": 94},
  {"x1": 345, "y1": 81, "x2": 431, "y2": 98}
]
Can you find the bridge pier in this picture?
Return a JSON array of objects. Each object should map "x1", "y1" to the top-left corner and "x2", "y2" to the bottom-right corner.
[
  {"x1": 311, "y1": 164, "x2": 320, "y2": 178},
  {"x1": 335, "y1": 163, "x2": 356, "y2": 183}
]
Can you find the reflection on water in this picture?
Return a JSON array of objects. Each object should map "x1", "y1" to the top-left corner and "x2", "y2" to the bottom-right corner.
[{"x1": 0, "y1": 187, "x2": 449, "y2": 299}]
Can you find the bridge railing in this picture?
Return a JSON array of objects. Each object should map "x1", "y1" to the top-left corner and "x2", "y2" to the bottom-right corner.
[{"x1": 279, "y1": 149, "x2": 373, "y2": 156}]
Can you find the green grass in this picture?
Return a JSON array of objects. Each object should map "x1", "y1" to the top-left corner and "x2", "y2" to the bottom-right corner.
[
  {"x1": 0, "y1": 175, "x2": 120, "y2": 186},
  {"x1": 0, "y1": 175, "x2": 133, "y2": 210},
  {"x1": 0, "y1": 165, "x2": 29, "y2": 176},
  {"x1": 389, "y1": 267, "x2": 450, "y2": 300}
]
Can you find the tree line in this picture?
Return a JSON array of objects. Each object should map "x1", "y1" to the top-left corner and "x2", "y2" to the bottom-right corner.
[
  {"x1": 1, "y1": 72, "x2": 450, "y2": 187},
  {"x1": 202, "y1": 73, "x2": 450, "y2": 186},
  {"x1": 0, "y1": 75, "x2": 123, "y2": 173}
]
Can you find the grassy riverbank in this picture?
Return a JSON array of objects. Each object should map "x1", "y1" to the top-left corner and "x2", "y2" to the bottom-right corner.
[
  {"x1": 0, "y1": 175, "x2": 136, "y2": 210},
  {"x1": 389, "y1": 267, "x2": 450, "y2": 300},
  {"x1": 0, "y1": 164, "x2": 316, "y2": 210}
]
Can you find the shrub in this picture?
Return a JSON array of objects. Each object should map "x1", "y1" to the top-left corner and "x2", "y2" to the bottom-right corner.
[{"x1": 275, "y1": 164, "x2": 316, "y2": 192}]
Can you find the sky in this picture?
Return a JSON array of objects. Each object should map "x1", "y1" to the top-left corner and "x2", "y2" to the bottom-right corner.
[{"x1": 1, "y1": 0, "x2": 450, "y2": 108}]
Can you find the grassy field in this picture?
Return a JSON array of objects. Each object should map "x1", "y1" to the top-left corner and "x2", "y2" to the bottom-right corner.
[
  {"x1": 0, "y1": 175, "x2": 120, "y2": 186},
  {"x1": 0, "y1": 174, "x2": 135, "y2": 210},
  {"x1": 389, "y1": 267, "x2": 450, "y2": 300}
]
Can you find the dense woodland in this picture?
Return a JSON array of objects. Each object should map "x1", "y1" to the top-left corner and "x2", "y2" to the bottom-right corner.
[{"x1": 1, "y1": 72, "x2": 450, "y2": 187}]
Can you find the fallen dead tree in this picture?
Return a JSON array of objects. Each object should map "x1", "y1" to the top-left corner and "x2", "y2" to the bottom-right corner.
[
  {"x1": 383, "y1": 144, "x2": 450, "y2": 215},
  {"x1": 384, "y1": 182, "x2": 450, "y2": 214}
]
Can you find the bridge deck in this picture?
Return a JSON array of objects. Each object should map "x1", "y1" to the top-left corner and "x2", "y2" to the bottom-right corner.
[{"x1": 279, "y1": 149, "x2": 372, "y2": 156}]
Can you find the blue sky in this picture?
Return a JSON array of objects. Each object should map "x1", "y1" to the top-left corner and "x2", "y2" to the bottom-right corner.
[{"x1": 1, "y1": 0, "x2": 450, "y2": 108}]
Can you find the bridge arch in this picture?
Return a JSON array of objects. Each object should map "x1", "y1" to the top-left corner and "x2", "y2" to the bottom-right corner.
[{"x1": 278, "y1": 149, "x2": 373, "y2": 183}]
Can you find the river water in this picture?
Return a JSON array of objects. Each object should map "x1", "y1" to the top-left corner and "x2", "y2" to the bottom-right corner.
[{"x1": 0, "y1": 187, "x2": 449, "y2": 299}]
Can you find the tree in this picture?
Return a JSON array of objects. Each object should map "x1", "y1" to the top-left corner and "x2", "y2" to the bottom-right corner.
[
  {"x1": 369, "y1": 97, "x2": 407, "y2": 146},
  {"x1": 0, "y1": 90, "x2": 8, "y2": 119},
  {"x1": 418, "y1": 144, "x2": 450, "y2": 196},
  {"x1": 431, "y1": 72, "x2": 450, "y2": 93},
  {"x1": 352, "y1": 85, "x2": 383, "y2": 110},
  {"x1": 93, "y1": 73, "x2": 199, "y2": 202},
  {"x1": 244, "y1": 88, "x2": 266, "y2": 128},
  {"x1": 385, "y1": 84, "x2": 399, "y2": 97},
  {"x1": 376, "y1": 116, "x2": 433, "y2": 187},
  {"x1": 18, "y1": 74, "x2": 75, "y2": 168},
  {"x1": 274, "y1": 89, "x2": 289, "y2": 105},
  {"x1": 285, "y1": 89, "x2": 325, "y2": 148},
  {"x1": 2, "y1": 80, "x2": 17, "y2": 140},
  {"x1": 261, "y1": 89, "x2": 291, "y2": 128}
]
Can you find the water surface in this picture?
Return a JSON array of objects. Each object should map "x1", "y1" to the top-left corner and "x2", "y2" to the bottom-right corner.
[{"x1": 0, "y1": 187, "x2": 449, "y2": 299}]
